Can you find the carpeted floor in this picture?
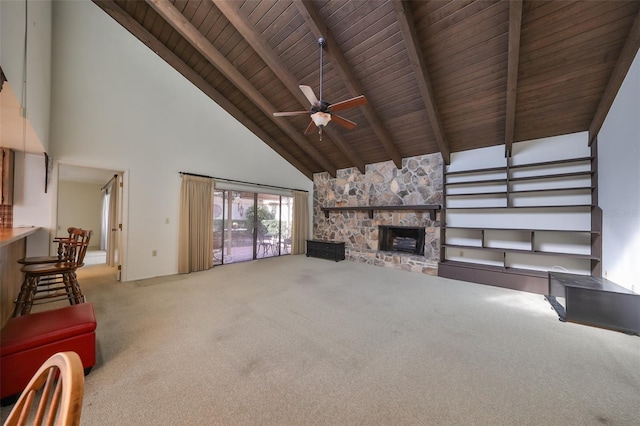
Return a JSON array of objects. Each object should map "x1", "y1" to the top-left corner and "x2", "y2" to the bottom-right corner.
[{"x1": 3, "y1": 255, "x2": 639, "y2": 425}]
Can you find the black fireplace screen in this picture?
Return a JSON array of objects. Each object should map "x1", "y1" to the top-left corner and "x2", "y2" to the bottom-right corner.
[{"x1": 378, "y1": 226, "x2": 426, "y2": 255}]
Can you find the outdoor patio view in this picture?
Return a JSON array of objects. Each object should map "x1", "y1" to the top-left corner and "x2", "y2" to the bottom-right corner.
[{"x1": 213, "y1": 190, "x2": 293, "y2": 265}]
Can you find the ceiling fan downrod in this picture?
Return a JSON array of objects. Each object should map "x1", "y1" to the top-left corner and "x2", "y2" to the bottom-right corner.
[
  {"x1": 318, "y1": 37, "x2": 326, "y2": 104},
  {"x1": 318, "y1": 37, "x2": 327, "y2": 140}
]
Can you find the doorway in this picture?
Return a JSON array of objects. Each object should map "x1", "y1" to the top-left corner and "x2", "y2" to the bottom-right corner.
[{"x1": 57, "y1": 164, "x2": 125, "y2": 280}]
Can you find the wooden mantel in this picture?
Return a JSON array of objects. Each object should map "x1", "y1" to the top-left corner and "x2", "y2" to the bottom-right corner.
[{"x1": 321, "y1": 205, "x2": 441, "y2": 220}]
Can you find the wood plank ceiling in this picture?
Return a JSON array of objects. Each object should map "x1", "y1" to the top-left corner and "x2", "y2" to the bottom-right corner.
[{"x1": 93, "y1": 0, "x2": 640, "y2": 179}]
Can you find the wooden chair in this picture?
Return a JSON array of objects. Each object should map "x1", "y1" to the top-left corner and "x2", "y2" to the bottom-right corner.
[
  {"x1": 15, "y1": 228, "x2": 84, "y2": 303},
  {"x1": 2, "y1": 351, "x2": 84, "y2": 426},
  {"x1": 13, "y1": 230, "x2": 92, "y2": 317},
  {"x1": 17, "y1": 228, "x2": 80, "y2": 266}
]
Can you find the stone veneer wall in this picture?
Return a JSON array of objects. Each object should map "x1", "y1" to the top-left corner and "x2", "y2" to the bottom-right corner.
[{"x1": 313, "y1": 153, "x2": 443, "y2": 275}]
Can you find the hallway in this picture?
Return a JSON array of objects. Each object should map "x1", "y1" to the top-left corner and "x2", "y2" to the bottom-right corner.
[{"x1": 83, "y1": 249, "x2": 106, "y2": 266}]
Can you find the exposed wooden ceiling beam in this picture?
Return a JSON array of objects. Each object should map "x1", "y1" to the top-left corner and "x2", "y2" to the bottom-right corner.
[
  {"x1": 393, "y1": 0, "x2": 450, "y2": 165},
  {"x1": 505, "y1": 0, "x2": 523, "y2": 158},
  {"x1": 92, "y1": 0, "x2": 314, "y2": 179},
  {"x1": 146, "y1": 0, "x2": 337, "y2": 177},
  {"x1": 589, "y1": 9, "x2": 640, "y2": 146},
  {"x1": 212, "y1": 0, "x2": 365, "y2": 175},
  {"x1": 294, "y1": 0, "x2": 404, "y2": 169}
]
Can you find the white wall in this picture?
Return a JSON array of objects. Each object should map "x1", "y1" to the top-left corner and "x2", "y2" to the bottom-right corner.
[
  {"x1": 598, "y1": 51, "x2": 640, "y2": 292},
  {"x1": 11, "y1": 152, "x2": 53, "y2": 257},
  {"x1": 57, "y1": 181, "x2": 103, "y2": 248},
  {"x1": 0, "y1": 0, "x2": 51, "y2": 152},
  {"x1": 1, "y1": 0, "x2": 53, "y2": 256},
  {"x1": 50, "y1": 1, "x2": 312, "y2": 281}
]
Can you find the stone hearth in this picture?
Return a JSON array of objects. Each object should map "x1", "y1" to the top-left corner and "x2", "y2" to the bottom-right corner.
[{"x1": 313, "y1": 153, "x2": 443, "y2": 275}]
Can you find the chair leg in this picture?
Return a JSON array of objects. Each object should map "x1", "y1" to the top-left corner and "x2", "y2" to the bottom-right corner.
[
  {"x1": 61, "y1": 272, "x2": 83, "y2": 305},
  {"x1": 61, "y1": 272, "x2": 74, "y2": 305},
  {"x1": 12, "y1": 277, "x2": 30, "y2": 317},
  {"x1": 67, "y1": 271, "x2": 84, "y2": 304},
  {"x1": 13, "y1": 275, "x2": 39, "y2": 317}
]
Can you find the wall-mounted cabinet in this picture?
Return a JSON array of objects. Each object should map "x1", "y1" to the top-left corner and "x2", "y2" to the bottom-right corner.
[
  {"x1": 440, "y1": 153, "x2": 600, "y2": 294},
  {"x1": 1, "y1": 148, "x2": 14, "y2": 205}
]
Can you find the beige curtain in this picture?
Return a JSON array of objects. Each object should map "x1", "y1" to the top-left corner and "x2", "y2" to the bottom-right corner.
[
  {"x1": 291, "y1": 190, "x2": 309, "y2": 255},
  {"x1": 178, "y1": 175, "x2": 215, "y2": 273}
]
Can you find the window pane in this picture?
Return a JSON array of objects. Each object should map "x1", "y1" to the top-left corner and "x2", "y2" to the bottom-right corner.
[
  {"x1": 213, "y1": 190, "x2": 224, "y2": 265},
  {"x1": 223, "y1": 191, "x2": 254, "y2": 264},
  {"x1": 256, "y1": 193, "x2": 280, "y2": 259},
  {"x1": 280, "y1": 196, "x2": 293, "y2": 255}
]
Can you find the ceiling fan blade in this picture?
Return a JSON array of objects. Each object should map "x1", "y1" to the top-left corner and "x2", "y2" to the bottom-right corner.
[
  {"x1": 299, "y1": 85, "x2": 319, "y2": 106},
  {"x1": 304, "y1": 120, "x2": 317, "y2": 135},
  {"x1": 331, "y1": 114, "x2": 357, "y2": 130},
  {"x1": 329, "y1": 95, "x2": 367, "y2": 112},
  {"x1": 273, "y1": 111, "x2": 310, "y2": 117}
]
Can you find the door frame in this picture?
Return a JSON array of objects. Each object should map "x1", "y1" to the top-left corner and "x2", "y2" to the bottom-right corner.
[{"x1": 51, "y1": 161, "x2": 129, "y2": 281}]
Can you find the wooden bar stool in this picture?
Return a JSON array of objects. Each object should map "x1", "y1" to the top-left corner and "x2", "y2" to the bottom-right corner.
[
  {"x1": 13, "y1": 230, "x2": 92, "y2": 317},
  {"x1": 17, "y1": 227, "x2": 80, "y2": 265},
  {"x1": 16, "y1": 227, "x2": 83, "y2": 294}
]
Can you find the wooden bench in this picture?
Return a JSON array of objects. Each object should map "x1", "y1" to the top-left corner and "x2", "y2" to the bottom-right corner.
[{"x1": 1, "y1": 303, "x2": 97, "y2": 400}]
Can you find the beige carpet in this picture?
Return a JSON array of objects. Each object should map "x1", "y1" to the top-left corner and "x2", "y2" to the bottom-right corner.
[{"x1": 3, "y1": 255, "x2": 639, "y2": 425}]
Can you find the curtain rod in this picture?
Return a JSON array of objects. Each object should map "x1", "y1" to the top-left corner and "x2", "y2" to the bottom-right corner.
[
  {"x1": 179, "y1": 172, "x2": 308, "y2": 193},
  {"x1": 101, "y1": 174, "x2": 118, "y2": 191}
]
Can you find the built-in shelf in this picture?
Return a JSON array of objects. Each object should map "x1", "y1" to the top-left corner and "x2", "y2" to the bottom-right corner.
[
  {"x1": 440, "y1": 153, "x2": 598, "y2": 294},
  {"x1": 442, "y1": 244, "x2": 599, "y2": 260},
  {"x1": 445, "y1": 191, "x2": 507, "y2": 197},
  {"x1": 509, "y1": 170, "x2": 594, "y2": 182},
  {"x1": 446, "y1": 186, "x2": 594, "y2": 197},
  {"x1": 444, "y1": 226, "x2": 600, "y2": 235},
  {"x1": 509, "y1": 156, "x2": 593, "y2": 170},
  {"x1": 321, "y1": 205, "x2": 441, "y2": 220},
  {"x1": 445, "y1": 178, "x2": 507, "y2": 187},
  {"x1": 445, "y1": 165, "x2": 507, "y2": 176},
  {"x1": 445, "y1": 204, "x2": 593, "y2": 210},
  {"x1": 509, "y1": 186, "x2": 594, "y2": 195},
  {"x1": 444, "y1": 157, "x2": 594, "y2": 177}
]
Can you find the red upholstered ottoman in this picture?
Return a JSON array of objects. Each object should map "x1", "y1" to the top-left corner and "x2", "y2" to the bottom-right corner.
[{"x1": 1, "y1": 303, "x2": 97, "y2": 399}]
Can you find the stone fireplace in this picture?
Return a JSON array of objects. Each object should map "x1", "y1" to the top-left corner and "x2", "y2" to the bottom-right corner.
[{"x1": 313, "y1": 153, "x2": 443, "y2": 275}]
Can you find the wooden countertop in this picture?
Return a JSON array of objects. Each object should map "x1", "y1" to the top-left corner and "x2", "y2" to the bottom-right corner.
[{"x1": 0, "y1": 227, "x2": 40, "y2": 248}]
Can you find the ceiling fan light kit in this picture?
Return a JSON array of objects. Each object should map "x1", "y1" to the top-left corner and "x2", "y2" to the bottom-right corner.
[
  {"x1": 311, "y1": 111, "x2": 331, "y2": 128},
  {"x1": 273, "y1": 37, "x2": 368, "y2": 140}
]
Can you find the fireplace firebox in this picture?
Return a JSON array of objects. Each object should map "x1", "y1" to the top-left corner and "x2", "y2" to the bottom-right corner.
[{"x1": 378, "y1": 226, "x2": 426, "y2": 256}]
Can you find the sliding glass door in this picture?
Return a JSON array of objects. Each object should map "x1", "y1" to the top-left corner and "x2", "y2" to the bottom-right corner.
[
  {"x1": 213, "y1": 190, "x2": 292, "y2": 265},
  {"x1": 256, "y1": 193, "x2": 279, "y2": 259}
]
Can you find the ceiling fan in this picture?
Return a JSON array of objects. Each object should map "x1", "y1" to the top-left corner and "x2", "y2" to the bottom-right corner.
[{"x1": 273, "y1": 37, "x2": 368, "y2": 140}]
